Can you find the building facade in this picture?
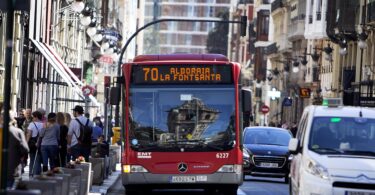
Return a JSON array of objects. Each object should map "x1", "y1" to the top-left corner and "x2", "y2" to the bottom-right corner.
[{"x1": 141, "y1": 0, "x2": 232, "y2": 54}]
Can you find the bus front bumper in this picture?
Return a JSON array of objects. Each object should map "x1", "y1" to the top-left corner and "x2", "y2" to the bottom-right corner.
[{"x1": 122, "y1": 172, "x2": 243, "y2": 187}]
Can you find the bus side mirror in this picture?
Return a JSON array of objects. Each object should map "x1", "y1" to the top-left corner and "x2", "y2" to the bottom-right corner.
[
  {"x1": 241, "y1": 89, "x2": 252, "y2": 113},
  {"x1": 110, "y1": 87, "x2": 120, "y2": 105}
]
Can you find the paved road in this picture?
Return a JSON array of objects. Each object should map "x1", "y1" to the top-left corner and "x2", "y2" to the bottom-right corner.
[{"x1": 107, "y1": 176, "x2": 289, "y2": 195}]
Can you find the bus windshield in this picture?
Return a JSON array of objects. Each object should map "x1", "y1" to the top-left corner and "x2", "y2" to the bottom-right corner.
[{"x1": 128, "y1": 86, "x2": 236, "y2": 152}]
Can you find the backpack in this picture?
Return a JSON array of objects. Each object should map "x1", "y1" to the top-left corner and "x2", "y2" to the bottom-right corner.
[
  {"x1": 74, "y1": 119, "x2": 93, "y2": 147},
  {"x1": 28, "y1": 122, "x2": 40, "y2": 152}
]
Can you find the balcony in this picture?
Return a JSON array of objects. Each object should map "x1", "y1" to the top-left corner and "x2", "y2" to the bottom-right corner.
[
  {"x1": 288, "y1": 17, "x2": 305, "y2": 41},
  {"x1": 277, "y1": 33, "x2": 291, "y2": 52},
  {"x1": 271, "y1": 0, "x2": 283, "y2": 13}
]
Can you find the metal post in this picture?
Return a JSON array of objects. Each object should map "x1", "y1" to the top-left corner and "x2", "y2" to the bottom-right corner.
[
  {"x1": 85, "y1": 95, "x2": 89, "y2": 116},
  {"x1": 1, "y1": 0, "x2": 15, "y2": 192},
  {"x1": 104, "y1": 87, "x2": 109, "y2": 141},
  {"x1": 263, "y1": 114, "x2": 266, "y2": 126},
  {"x1": 359, "y1": 48, "x2": 364, "y2": 106}
]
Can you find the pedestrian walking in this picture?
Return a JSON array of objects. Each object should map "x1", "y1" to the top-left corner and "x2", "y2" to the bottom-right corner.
[
  {"x1": 0, "y1": 103, "x2": 29, "y2": 188},
  {"x1": 26, "y1": 111, "x2": 43, "y2": 176},
  {"x1": 92, "y1": 116, "x2": 103, "y2": 145},
  {"x1": 57, "y1": 112, "x2": 68, "y2": 167},
  {"x1": 40, "y1": 113, "x2": 60, "y2": 172},
  {"x1": 22, "y1": 109, "x2": 33, "y2": 132},
  {"x1": 21, "y1": 108, "x2": 32, "y2": 172},
  {"x1": 67, "y1": 105, "x2": 93, "y2": 162},
  {"x1": 64, "y1": 113, "x2": 72, "y2": 162},
  {"x1": 36, "y1": 108, "x2": 47, "y2": 123},
  {"x1": 15, "y1": 108, "x2": 26, "y2": 130}
]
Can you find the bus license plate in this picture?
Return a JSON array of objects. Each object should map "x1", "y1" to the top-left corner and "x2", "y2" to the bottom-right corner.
[
  {"x1": 170, "y1": 176, "x2": 208, "y2": 183},
  {"x1": 346, "y1": 192, "x2": 375, "y2": 195},
  {"x1": 260, "y1": 162, "x2": 278, "y2": 168},
  {"x1": 170, "y1": 176, "x2": 196, "y2": 183}
]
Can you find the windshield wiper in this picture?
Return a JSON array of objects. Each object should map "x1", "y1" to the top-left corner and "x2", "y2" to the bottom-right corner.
[
  {"x1": 257, "y1": 143, "x2": 286, "y2": 146},
  {"x1": 135, "y1": 142, "x2": 159, "y2": 151},
  {"x1": 167, "y1": 139, "x2": 205, "y2": 145},
  {"x1": 312, "y1": 147, "x2": 343, "y2": 153},
  {"x1": 341, "y1": 150, "x2": 375, "y2": 157}
]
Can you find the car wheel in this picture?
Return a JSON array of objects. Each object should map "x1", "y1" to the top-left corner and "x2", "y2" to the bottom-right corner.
[{"x1": 284, "y1": 175, "x2": 289, "y2": 184}]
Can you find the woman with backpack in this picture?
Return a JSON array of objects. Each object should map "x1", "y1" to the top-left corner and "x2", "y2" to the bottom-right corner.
[
  {"x1": 40, "y1": 113, "x2": 60, "y2": 172},
  {"x1": 26, "y1": 111, "x2": 43, "y2": 176}
]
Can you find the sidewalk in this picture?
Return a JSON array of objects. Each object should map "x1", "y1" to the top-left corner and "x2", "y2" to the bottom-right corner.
[{"x1": 20, "y1": 162, "x2": 121, "y2": 195}]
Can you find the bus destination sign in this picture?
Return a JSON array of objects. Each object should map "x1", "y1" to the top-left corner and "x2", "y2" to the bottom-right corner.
[{"x1": 132, "y1": 65, "x2": 233, "y2": 84}]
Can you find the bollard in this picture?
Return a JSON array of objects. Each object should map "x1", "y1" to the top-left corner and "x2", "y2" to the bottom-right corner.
[
  {"x1": 22, "y1": 180, "x2": 57, "y2": 195},
  {"x1": 61, "y1": 168, "x2": 82, "y2": 195},
  {"x1": 55, "y1": 173, "x2": 71, "y2": 195},
  {"x1": 89, "y1": 157, "x2": 105, "y2": 185},
  {"x1": 7, "y1": 189, "x2": 41, "y2": 195}
]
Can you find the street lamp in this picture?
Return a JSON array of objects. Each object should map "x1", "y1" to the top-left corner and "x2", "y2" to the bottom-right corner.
[
  {"x1": 292, "y1": 61, "x2": 299, "y2": 73},
  {"x1": 339, "y1": 39, "x2": 348, "y2": 56},
  {"x1": 71, "y1": 0, "x2": 85, "y2": 13},
  {"x1": 358, "y1": 31, "x2": 368, "y2": 49}
]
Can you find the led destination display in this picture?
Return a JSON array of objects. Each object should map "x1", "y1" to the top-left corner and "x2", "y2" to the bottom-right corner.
[{"x1": 132, "y1": 65, "x2": 233, "y2": 84}]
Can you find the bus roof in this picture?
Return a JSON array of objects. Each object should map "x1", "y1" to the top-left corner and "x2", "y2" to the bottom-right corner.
[{"x1": 133, "y1": 54, "x2": 229, "y2": 62}]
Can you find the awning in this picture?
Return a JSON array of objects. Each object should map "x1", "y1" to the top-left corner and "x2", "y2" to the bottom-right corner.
[{"x1": 30, "y1": 39, "x2": 99, "y2": 106}]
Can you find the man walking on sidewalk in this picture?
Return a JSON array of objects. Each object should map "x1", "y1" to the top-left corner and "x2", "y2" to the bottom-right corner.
[{"x1": 67, "y1": 105, "x2": 93, "y2": 162}]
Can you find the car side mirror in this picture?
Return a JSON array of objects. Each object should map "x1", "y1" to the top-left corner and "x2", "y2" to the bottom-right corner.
[{"x1": 288, "y1": 138, "x2": 299, "y2": 154}]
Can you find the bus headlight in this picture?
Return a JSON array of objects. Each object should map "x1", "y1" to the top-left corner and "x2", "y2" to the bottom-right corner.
[
  {"x1": 123, "y1": 165, "x2": 148, "y2": 173},
  {"x1": 217, "y1": 165, "x2": 242, "y2": 174}
]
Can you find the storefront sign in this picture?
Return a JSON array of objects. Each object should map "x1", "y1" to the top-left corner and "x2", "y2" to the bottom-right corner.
[
  {"x1": 283, "y1": 97, "x2": 293, "y2": 106},
  {"x1": 98, "y1": 55, "x2": 114, "y2": 65},
  {"x1": 299, "y1": 88, "x2": 311, "y2": 98}
]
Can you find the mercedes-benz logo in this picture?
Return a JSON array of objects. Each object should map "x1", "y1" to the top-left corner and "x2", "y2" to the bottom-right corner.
[{"x1": 178, "y1": 163, "x2": 188, "y2": 173}]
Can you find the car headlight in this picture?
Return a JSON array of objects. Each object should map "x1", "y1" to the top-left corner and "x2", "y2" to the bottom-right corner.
[
  {"x1": 306, "y1": 159, "x2": 329, "y2": 180},
  {"x1": 288, "y1": 154, "x2": 294, "y2": 161},
  {"x1": 243, "y1": 149, "x2": 250, "y2": 159}
]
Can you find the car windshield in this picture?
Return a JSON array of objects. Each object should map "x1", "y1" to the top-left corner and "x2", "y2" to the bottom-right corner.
[
  {"x1": 243, "y1": 128, "x2": 291, "y2": 146},
  {"x1": 128, "y1": 85, "x2": 235, "y2": 152},
  {"x1": 309, "y1": 117, "x2": 375, "y2": 156}
]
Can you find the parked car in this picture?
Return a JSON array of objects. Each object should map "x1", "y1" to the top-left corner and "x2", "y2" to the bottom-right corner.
[{"x1": 243, "y1": 126, "x2": 293, "y2": 183}]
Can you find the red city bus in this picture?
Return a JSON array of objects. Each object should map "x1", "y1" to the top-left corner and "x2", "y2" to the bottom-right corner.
[{"x1": 120, "y1": 54, "x2": 251, "y2": 195}]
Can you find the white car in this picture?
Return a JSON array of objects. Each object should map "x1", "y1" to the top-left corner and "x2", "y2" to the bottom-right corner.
[{"x1": 289, "y1": 98, "x2": 375, "y2": 195}]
